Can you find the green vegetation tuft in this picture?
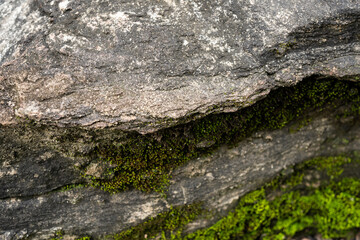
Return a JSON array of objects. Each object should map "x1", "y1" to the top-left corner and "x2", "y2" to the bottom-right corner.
[
  {"x1": 75, "y1": 237, "x2": 91, "y2": 240},
  {"x1": 50, "y1": 230, "x2": 65, "y2": 240},
  {"x1": 83, "y1": 77, "x2": 360, "y2": 193},
  {"x1": 182, "y1": 156, "x2": 360, "y2": 240},
  {"x1": 184, "y1": 180, "x2": 360, "y2": 240},
  {"x1": 304, "y1": 156, "x2": 351, "y2": 178},
  {"x1": 49, "y1": 230, "x2": 91, "y2": 240},
  {"x1": 102, "y1": 156, "x2": 360, "y2": 240}
]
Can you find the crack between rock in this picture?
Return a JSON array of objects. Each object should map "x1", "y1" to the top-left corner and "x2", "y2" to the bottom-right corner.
[{"x1": 0, "y1": 182, "x2": 88, "y2": 201}]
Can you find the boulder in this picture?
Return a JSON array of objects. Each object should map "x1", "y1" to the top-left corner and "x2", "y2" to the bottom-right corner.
[
  {"x1": 0, "y1": 0, "x2": 359, "y2": 239},
  {"x1": 1, "y1": 0, "x2": 359, "y2": 132}
]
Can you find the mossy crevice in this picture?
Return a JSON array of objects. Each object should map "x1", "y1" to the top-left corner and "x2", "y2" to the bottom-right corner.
[
  {"x1": 104, "y1": 155, "x2": 360, "y2": 240},
  {"x1": 105, "y1": 203, "x2": 204, "y2": 240},
  {"x1": 83, "y1": 76, "x2": 360, "y2": 193},
  {"x1": 47, "y1": 204, "x2": 204, "y2": 240},
  {"x1": 183, "y1": 155, "x2": 360, "y2": 240},
  {"x1": 50, "y1": 229, "x2": 91, "y2": 240}
]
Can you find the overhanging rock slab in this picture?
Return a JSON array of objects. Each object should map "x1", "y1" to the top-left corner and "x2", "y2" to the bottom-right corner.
[
  {"x1": 1, "y1": 0, "x2": 360, "y2": 239},
  {"x1": 0, "y1": 0, "x2": 359, "y2": 133}
]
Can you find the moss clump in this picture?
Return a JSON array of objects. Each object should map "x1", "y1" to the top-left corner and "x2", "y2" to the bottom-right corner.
[
  {"x1": 50, "y1": 230, "x2": 65, "y2": 240},
  {"x1": 184, "y1": 181, "x2": 360, "y2": 240},
  {"x1": 98, "y1": 156, "x2": 360, "y2": 240},
  {"x1": 49, "y1": 230, "x2": 91, "y2": 240},
  {"x1": 84, "y1": 77, "x2": 360, "y2": 193},
  {"x1": 105, "y1": 203, "x2": 203, "y2": 240},
  {"x1": 304, "y1": 156, "x2": 351, "y2": 178},
  {"x1": 182, "y1": 156, "x2": 360, "y2": 240}
]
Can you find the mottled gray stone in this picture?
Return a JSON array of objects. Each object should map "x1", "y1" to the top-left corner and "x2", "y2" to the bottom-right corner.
[
  {"x1": 1, "y1": 106, "x2": 360, "y2": 239},
  {"x1": 1, "y1": 0, "x2": 360, "y2": 239},
  {"x1": 0, "y1": 0, "x2": 359, "y2": 132}
]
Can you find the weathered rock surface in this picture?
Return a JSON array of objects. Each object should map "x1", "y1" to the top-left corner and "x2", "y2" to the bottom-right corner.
[
  {"x1": 0, "y1": 0, "x2": 359, "y2": 132},
  {"x1": 1, "y1": 108, "x2": 360, "y2": 240},
  {"x1": 1, "y1": 0, "x2": 360, "y2": 239}
]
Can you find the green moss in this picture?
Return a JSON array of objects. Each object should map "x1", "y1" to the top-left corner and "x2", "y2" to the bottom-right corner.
[
  {"x1": 181, "y1": 156, "x2": 360, "y2": 240},
  {"x1": 98, "y1": 155, "x2": 360, "y2": 240},
  {"x1": 50, "y1": 230, "x2": 64, "y2": 240},
  {"x1": 59, "y1": 183, "x2": 88, "y2": 192},
  {"x1": 289, "y1": 117, "x2": 312, "y2": 133},
  {"x1": 49, "y1": 231, "x2": 91, "y2": 240},
  {"x1": 183, "y1": 179, "x2": 360, "y2": 240},
  {"x1": 105, "y1": 203, "x2": 203, "y2": 240},
  {"x1": 267, "y1": 156, "x2": 354, "y2": 194},
  {"x1": 304, "y1": 156, "x2": 351, "y2": 178},
  {"x1": 75, "y1": 237, "x2": 92, "y2": 240},
  {"x1": 83, "y1": 77, "x2": 360, "y2": 193}
]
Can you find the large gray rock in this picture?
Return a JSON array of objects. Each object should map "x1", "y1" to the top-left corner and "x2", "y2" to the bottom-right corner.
[
  {"x1": 0, "y1": 0, "x2": 359, "y2": 133},
  {"x1": 1, "y1": 0, "x2": 360, "y2": 239}
]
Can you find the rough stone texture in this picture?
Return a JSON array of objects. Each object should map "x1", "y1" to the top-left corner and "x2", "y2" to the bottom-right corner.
[
  {"x1": 1, "y1": 0, "x2": 360, "y2": 239},
  {"x1": 0, "y1": 0, "x2": 359, "y2": 132},
  {"x1": 1, "y1": 105, "x2": 360, "y2": 240},
  {"x1": 0, "y1": 126, "x2": 84, "y2": 199}
]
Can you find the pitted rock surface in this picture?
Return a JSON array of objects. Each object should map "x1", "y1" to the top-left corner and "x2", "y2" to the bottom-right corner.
[
  {"x1": 1, "y1": 0, "x2": 360, "y2": 239},
  {"x1": 1, "y1": 109, "x2": 360, "y2": 240},
  {"x1": 0, "y1": 0, "x2": 359, "y2": 133}
]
